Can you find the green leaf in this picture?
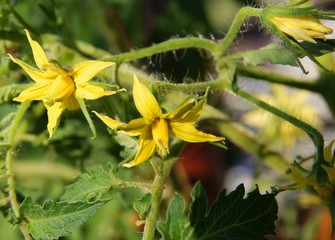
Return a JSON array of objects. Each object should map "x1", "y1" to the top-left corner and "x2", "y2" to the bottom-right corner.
[
  {"x1": 189, "y1": 182, "x2": 207, "y2": 227},
  {"x1": 157, "y1": 193, "x2": 187, "y2": 240},
  {"x1": 0, "y1": 84, "x2": 30, "y2": 104},
  {"x1": 61, "y1": 165, "x2": 113, "y2": 202},
  {"x1": 133, "y1": 193, "x2": 152, "y2": 219},
  {"x1": 300, "y1": 39, "x2": 335, "y2": 57},
  {"x1": 19, "y1": 197, "x2": 107, "y2": 240},
  {"x1": 191, "y1": 184, "x2": 278, "y2": 240},
  {"x1": 239, "y1": 43, "x2": 298, "y2": 67}
]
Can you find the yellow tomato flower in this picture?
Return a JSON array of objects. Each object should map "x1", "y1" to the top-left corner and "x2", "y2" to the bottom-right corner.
[
  {"x1": 94, "y1": 76, "x2": 224, "y2": 167},
  {"x1": 270, "y1": 15, "x2": 333, "y2": 43},
  {"x1": 8, "y1": 30, "x2": 122, "y2": 137},
  {"x1": 284, "y1": 140, "x2": 335, "y2": 204}
]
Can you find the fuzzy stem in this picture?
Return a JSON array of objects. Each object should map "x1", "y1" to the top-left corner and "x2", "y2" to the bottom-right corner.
[
  {"x1": 230, "y1": 79, "x2": 325, "y2": 165},
  {"x1": 217, "y1": 7, "x2": 262, "y2": 54},
  {"x1": 5, "y1": 101, "x2": 32, "y2": 240},
  {"x1": 103, "y1": 37, "x2": 218, "y2": 63},
  {"x1": 142, "y1": 158, "x2": 177, "y2": 240}
]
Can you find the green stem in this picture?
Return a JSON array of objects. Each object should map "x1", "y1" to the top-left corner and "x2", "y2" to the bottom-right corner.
[
  {"x1": 5, "y1": 101, "x2": 32, "y2": 240},
  {"x1": 104, "y1": 37, "x2": 218, "y2": 63},
  {"x1": 142, "y1": 158, "x2": 177, "y2": 240},
  {"x1": 4, "y1": 0, "x2": 38, "y2": 35},
  {"x1": 237, "y1": 65, "x2": 320, "y2": 92},
  {"x1": 231, "y1": 80, "x2": 325, "y2": 165},
  {"x1": 217, "y1": 7, "x2": 262, "y2": 54},
  {"x1": 78, "y1": 98, "x2": 96, "y2": 139}
]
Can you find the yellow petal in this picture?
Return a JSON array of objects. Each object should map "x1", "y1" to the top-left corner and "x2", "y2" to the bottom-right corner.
[
  {"x1": 45, "y1": 102, "x2": 66, "y2": 137},
  {"x1": 25, "y1": 29, "x2": 50, "y2": 69},
  {"x1": 271, "y1": 16, "x2": 316, "y2": 43},
  {"x1": 171, "y1": 98, "x2": 205, "y2": 123},
  {"x1": 152, "y1": 118, "x2": 169, "y2": 156},
  {"x1": 76, "y1": 82, "x2": 123, "y2": 100},
  {"x1": 133, "y1": 75, "x2": 162, "y2": 119},
  {"x1": 63, "y1": 94, "x2": 79, "y2": 111},
  {"x1": 8, "y1": 54, "x2": 57, "y2": 83},
  {"x1": 71, "y1": 60, "x2": 114, "y2": 83},
  {"x1": 93, "y1": 111, "x2": 126, "y2": 129},
  {"x1": 13, "y1": 82, "x2": 52, "y2": 102},
  {"x1": 123, "y1": 130, "x2": 156, "y2": 168},
  {"x1": 322, "y1": 165, "x2": 335, "y2": 182},
  {"x1": 324, "y1": 140, "x2": 335, "y2": 163},
  {"x1": 121, "y1": 118, "x2": 151, "y2": 136},
  {"x1": 44, "y1": 75, "x2": 75, "y2": 104},
  {"x1": 170, "y1": 122, "x2": 224, "y2": 143}
]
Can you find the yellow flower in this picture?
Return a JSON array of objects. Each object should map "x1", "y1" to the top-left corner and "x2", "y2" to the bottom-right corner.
[
  {"x1": 94, "y1": 76, "x2": 224, "y2": 167},
  {"x1": 284, "y1": 140, "x2": 335, "y2": 204},
  {"x1": 9, "y1": 30, "x2": 122, "y2": 137},
  {"x1": 270, "y1": 15, "x2": 333, "y2": 43}
]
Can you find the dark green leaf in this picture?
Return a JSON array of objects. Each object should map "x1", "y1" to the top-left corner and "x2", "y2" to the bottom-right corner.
[
  {"x1": 300, "y1": 39, "x2": 335, "y2": 57},
  {"x1": 192, "y1": 184, "x2": 278, "y2": 240},
  {"x1": 189, "y1": 182, "x2": 207, "y2": 227},
  {"x1": 61, "y1": 165, "x2": 113, "y2": 202},
  {"x1": 133, "y1": 193, "x2": 152, "y2": 219},
  {"x1": 19, "y1": 197, "x2": 107, "y2": 240},
  {"x1": 157, "y1": 193, "x2": 187, "y2": 240}
]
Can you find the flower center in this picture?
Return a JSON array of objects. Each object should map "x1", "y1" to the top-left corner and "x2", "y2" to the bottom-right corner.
[
  {"x1": 43, "y1": 74, "x2": 75, "y2": 105},
  {"x1": 151, "y1": 118, "x2": 169, "y2": 157}
]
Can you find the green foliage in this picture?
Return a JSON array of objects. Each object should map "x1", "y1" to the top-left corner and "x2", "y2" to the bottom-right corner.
[
  {"x1": 19, "y1": 197, "x2": 108, "y2": 240},
  {"x1": 61, "y1": 165, "x2": 115, "y2": 202},
  {"x1": 157, "y1": 183, "x2": 278, "y2": 240},
  {"x1": 239, "y1": 42, "x2": 298, "y2": 67},
  {"x1": 133, "y1": 193, "x2": 152, "y2": 219}
]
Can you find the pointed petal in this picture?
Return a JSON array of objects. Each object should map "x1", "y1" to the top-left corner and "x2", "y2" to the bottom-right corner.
[
  {"x1": 152, "y1": 118, "x2": 169, "y2": 156},
  {"x1": 123, "y1": 130, "x2": 156, "y2": 168},
  {"x1": 93, "y1": 111, "x2": 126, "y2": 129},
  {"x1": 322, "y1": 165, "x2": 335, "y2": 182},
  {"x1": 71, "y1": 60, "x2": 114, "y2": 83},
  {"x1": 8, "y1": 54, "x2": 56, "y2": 83},
  {"x1": 169, "y1": 98, "x2": 205, "y2": 123},
  {"x1": 170, "y1": 122, "x2": 224, "y2": 143},
  {"x1": 122, "y1": 118, "x2": 151, "y2": 136},
  {"x1": 13, "y1": 82, "x2": 52, "y2": 102},
  {"x1": 45, "y1": 102, "x2": 66, "y2": 138},
  {"x1": 133, "y1": 75, "x2": 162, "y2": 119},
  {"x1": 76, "y1": 82, "x2": 124, "y2": 100},
  {"x1": 25, "y1": 29, "x2": 50, "y2": 69}
]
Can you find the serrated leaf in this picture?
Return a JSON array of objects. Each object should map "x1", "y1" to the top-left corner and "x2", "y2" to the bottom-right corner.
[
  {"x1": 20, "y1": 197, "x2": 107, "y2": 240},
  {"x1": 240, "y1": 43, "x2": 298, "y2": 67},
  {"x1": 114, "y1": 132, "x2": 137, "y2": 159},
  {"x1": 0, "y1": 84, "x2": 30, "y2": 104},
  {"x1": 61, "y1": 165, "x2": 113, "y2": 202},
  {"x1": 133, "y1": 193, "x2": 152, "y2": 219},
  {"x1": 189, "y1": 182, "x2": 207, "y2": 227},
  {"x1": 157, "y1": 193, "x2": 187, "y2": 240},
  {"x1": 192, "y1": 184, "x2": 278, "y2": 240}
]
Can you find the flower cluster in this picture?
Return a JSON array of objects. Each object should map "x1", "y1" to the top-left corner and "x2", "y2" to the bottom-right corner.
[{"x1": 9, "y1": 30, "x2": 224, "y2": 167}]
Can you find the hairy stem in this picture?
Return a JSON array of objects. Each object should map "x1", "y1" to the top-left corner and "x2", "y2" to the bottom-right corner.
[
  {"x1": 217, "y1": 7, "x2": 262, "y2": 54},
  {"x1": 231, "y1": 80, "x2": 325, "y2": 165},
  {"x1": 103, "y1": 37, "x2": 218, "y2": 63},
  {"x1": 5, "y1": 101, "x2": 32, "y2": 240},
  {"x1": 142, "y1": 158, "x2": 177, "y2": 240}
]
